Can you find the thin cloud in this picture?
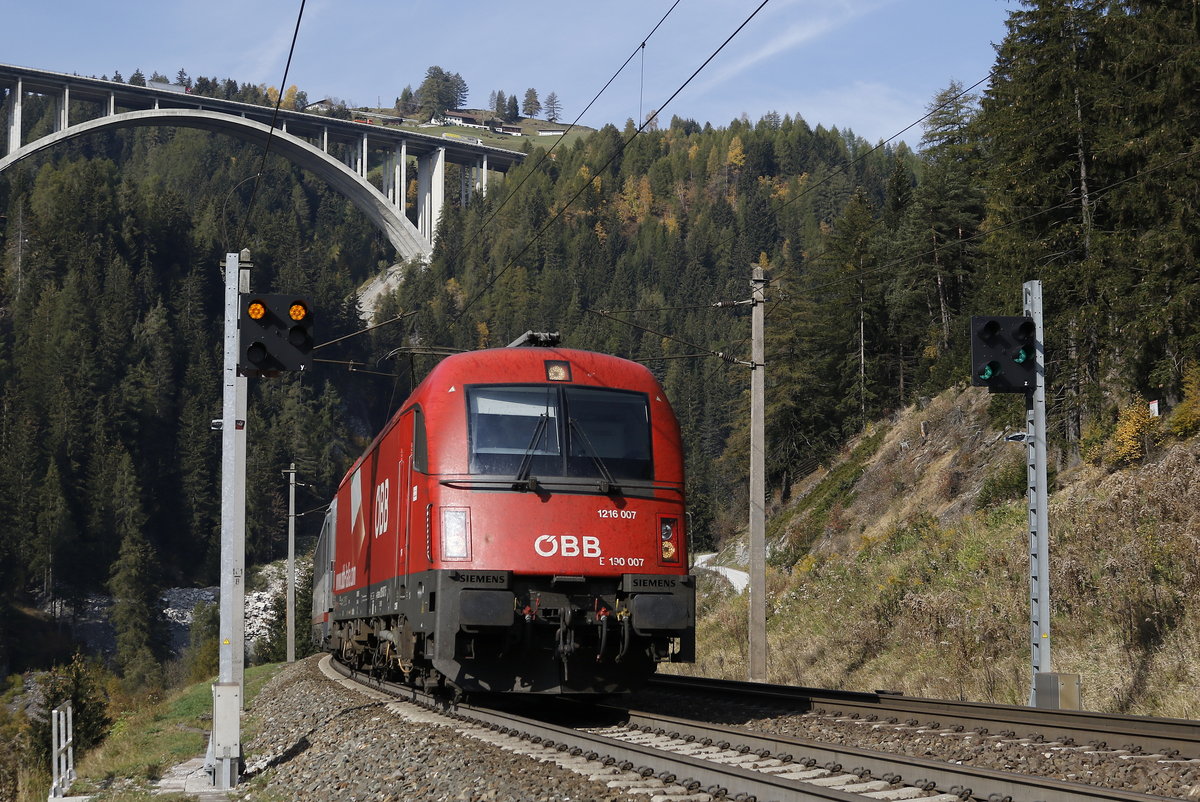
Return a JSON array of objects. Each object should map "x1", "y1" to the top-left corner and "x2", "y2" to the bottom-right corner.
[{"x1": 692, "y1": 0, "x2": 888, "y2": 96}]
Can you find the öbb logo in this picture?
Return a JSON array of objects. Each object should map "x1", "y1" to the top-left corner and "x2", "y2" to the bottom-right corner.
[{"x1": 534, "y1": 535, "x2": 601, "y2": 558}]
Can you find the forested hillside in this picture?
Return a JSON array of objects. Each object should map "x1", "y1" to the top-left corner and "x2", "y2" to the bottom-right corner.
[{"x1": 2, "y1": 0, "x2": 1198, "y2": 687}]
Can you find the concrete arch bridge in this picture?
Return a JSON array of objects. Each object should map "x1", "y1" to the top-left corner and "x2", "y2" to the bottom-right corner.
[{"x1": 1, "y1": 63, "x2": 526, "y2": 262}]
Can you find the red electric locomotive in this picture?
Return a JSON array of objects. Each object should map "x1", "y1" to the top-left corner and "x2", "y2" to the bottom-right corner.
[{"x1": 311, "y1": 337, "x2": 695, "y2": 694}]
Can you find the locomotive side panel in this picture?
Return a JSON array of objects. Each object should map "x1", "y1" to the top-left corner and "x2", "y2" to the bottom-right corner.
[
  {"x1": 366, "y1": 422, "x2": 405, "y2": 616},
  {"x1": 331, "y1": 463, "x2": 371, "y2": 622}
]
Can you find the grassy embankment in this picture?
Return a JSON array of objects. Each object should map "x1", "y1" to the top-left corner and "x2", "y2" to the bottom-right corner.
[
  {"x1": 679, "y1": 385, "x2": 1200, "y2": 719},
  {"x1": 38, "y1": 663, "x2": 283, "y2": 802}
]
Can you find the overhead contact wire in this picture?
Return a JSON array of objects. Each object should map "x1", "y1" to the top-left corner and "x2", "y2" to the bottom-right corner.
[
  {"x1": 449, "y1": 0, "x2": 684, "y2": 263},
  {"x1": 456, "y1": 0, "x2": 772, "y2": 322},
  {"x1": 232, "y1": 0, "x2": 307, "y2": 250}
]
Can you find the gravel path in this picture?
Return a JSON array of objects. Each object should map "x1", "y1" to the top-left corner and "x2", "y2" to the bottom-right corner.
[{"x1": 235, "y1": 656, "x2": 628, "y2": 802}]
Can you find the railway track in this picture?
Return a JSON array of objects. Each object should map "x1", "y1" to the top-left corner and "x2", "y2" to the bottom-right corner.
[
  {"x1": 324, "y1": 657, "x2": 1189, "y2": 801},
  {"x1": 644, "y1": 675, "x2": 1200, "y2": 760}
]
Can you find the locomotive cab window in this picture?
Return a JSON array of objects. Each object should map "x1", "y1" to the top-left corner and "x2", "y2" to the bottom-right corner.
[{"x1": 467, "y1": 384, "x2": 652, "y2": 481}]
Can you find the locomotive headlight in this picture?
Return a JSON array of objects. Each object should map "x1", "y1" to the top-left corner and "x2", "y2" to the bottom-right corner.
[
  {"x1": 544, "y1": 360, "x2": 572, "y2": 381},
  {"x1": 659, "y1": 518, "x2": 679, "y2": 563},
  {"x1": 441, "y1": 508, "x2": 471, "y2": 560}
]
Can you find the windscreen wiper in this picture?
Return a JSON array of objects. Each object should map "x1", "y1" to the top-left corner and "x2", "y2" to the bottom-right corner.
[
  {"x1": 513, "y1": 414, "x2": 549, "y2": 491},
  {"x1": 568, "y1": 418, "x2": 620, "y2": 495}
]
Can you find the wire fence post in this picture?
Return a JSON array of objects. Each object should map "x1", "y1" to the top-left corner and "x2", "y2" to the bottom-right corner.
[{"x1": 48, "y1": 700, "x2": 74, "y2": 799}]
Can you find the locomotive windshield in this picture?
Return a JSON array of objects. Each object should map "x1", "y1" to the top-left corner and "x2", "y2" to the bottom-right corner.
[{"x1": 467, "y1": 385, "x2": 652, "y2": 481}]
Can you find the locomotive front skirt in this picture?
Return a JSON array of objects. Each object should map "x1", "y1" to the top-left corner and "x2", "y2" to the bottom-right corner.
[{"x1": 311, "y1": 346, "x2": 695, "y2": 694}]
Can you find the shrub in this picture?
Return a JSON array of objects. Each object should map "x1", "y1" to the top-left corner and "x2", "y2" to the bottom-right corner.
[
  {"x1": 1167, "y1": 363, "x2": 1200, "y2": 439},
  {"x1": 1080, "y1": 416, "x2": 1115, "y2": 465},
  {"x1": 1105, "y1": 402, "x2": 1162, "y2": 468},
  {"x1": 976, "y1": 454, "x2": 1026, "y2": 509},
  {"x1": 27, "y1": 654, "x2": 112, "y2": 767}
]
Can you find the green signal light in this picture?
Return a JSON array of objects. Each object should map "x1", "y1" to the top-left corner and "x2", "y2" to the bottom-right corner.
[
  {"x1": 978, "y1": 361, "x2": 1001, "y2": 381},
  {"x1": 1013, "y1": 345, "x2": 1034, "y2": 365}
]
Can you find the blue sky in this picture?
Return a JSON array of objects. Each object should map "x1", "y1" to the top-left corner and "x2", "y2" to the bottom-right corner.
[{"x1": 5, "y1": 0, "x2": 1013, "y2": 147}]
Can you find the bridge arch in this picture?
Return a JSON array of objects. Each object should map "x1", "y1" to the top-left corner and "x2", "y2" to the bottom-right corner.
[{"x1": 0, "y1": 108, "x2": 433, "y2": 261}]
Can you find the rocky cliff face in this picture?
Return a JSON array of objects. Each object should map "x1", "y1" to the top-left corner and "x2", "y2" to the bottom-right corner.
[{"x1": 62, "y1": 562, "x2": 289, "y2": 660}]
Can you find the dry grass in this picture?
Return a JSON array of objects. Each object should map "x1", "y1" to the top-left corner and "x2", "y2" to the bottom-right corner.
[{"x1": 692, "y1": 387, "x2": 1200, "y2": 717}]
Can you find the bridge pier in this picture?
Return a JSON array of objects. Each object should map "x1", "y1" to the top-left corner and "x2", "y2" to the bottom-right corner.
[
  {"x1": 53, "y1": 85, "x2": 69, "y2": 132},
  {"x1": 416, "y1": 147, "x2": 445, "y2": 245},
  {"x1": 459, "y1": 154, "x2": 491, "y2": 205},
  {"x1": 382, "y1": 142, "x2": 408, "y2": 210},
  {"x1": 4, "y1": 77, "x2": 22, "y2": 156}
]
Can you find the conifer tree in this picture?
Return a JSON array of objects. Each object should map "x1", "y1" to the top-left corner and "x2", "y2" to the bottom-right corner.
[
  {"x1": 980, "y1": 0, "x2": 1112, "y2": 444},
  {"x1": 522, "y1": 88, "x2": 541, "y2": 119},
  {"x1": 543, "y1": 91, "x2": 561, "y2": 123},
  {"x1": 107, "y1": 450, "x2": 164, "y2": 690}
]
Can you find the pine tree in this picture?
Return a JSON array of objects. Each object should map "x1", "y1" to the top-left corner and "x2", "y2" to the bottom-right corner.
[
  {"x1": 980, "y1": 0, "x2": 1113, "y2": 445},
  {"x1": 107, "y1": 450, "x2": 164, "y2": 691},
  {"x1": 416, "y1": 65, "x2": 465, "y2": 122},
  {"x1": 1098, "y1": 2, "x2": 1200, "y2": 394},
  {"x1": 396, "y1": 85, "x2": 414, "y2": 114},
  {"x1": 820, "y1": 189, "x2": 887, "y2": 433},
  {"x1": 33, "y1": 461, "x2": 74, "y2": 600},
  {"x1": 543, "y1": 92, "x2": 561, "y2": 123},
  {"x1": 889, "y1": 81, "x2": 985, "y2": 395},
  {"x1": 522, "y1": 88, "x2": 541, "y2": 119}
]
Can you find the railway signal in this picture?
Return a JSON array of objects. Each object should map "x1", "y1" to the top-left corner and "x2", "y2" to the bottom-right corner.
[
  {"x1": 238, "y1": 293, "x2": 314, "y2": 375},
  {"x1": 970, "y1": 314, "x2": 1037, "y2": 393},
  {"x1": 973, "y1": 285, "x2": 1075, "y2": 709}
]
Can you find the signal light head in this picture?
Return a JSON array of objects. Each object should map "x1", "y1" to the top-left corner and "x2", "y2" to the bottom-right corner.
[
  {"x1": 970, "y1": 315, "x2": 1038, "y2": 393},
  {"x1": 238, "y1": 292, "x2": 315, "y2": 375}
]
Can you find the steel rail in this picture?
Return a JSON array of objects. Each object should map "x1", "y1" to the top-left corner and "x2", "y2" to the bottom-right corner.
[
  {"x1": 649, "y1": 675, "x2": 1200, "y2": 759},
  {"x1": 613, "y1": 705, "x2": 1178, "y2": 802},
  {"x1": 326, "y1": 658, "x2": 1176, "y2": 802}
]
